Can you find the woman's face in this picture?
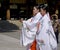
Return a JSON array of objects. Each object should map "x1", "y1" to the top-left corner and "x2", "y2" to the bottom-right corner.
[
  {"x1": 40, "y1": 8, "x2": 46, "y2": 16},
  {"x1": 33, "y1": 7, "x2": 39, "y2": 16}
]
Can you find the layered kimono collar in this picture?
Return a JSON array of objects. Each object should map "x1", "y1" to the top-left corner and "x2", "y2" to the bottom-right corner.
[
  {"x1": 33, "y1": 12, "x2": 42, "y2": 19},
  {"x1": 42, "y1": 14, "x2": 47, "y2": 19},
  {"x1": 36, "y1": 12, "x2": 42, "y2": 17},
  {"x1": 42, "y1": 13, "x2": 50, "y2": 21}
]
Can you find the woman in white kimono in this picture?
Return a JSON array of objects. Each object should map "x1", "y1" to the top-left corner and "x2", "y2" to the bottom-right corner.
[
  {"x1": 36, "y1": 4, "x2": 57, "y2": 50},
  {"x1": 20, "y1": 5, "x2": 42, "y2": 50}
]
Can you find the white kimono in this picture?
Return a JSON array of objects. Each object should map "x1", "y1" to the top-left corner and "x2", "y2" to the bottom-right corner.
[
  {"x1": 20, "y1": 12, "x2": 42, "y2": 46},
  {"x1": 36, "y1": 13, "x2": 57, "y2": 50}
]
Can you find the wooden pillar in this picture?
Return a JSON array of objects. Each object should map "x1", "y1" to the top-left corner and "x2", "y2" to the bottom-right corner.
[{"x1": 6, "y1": 9, "x2": 10, "y2": 20}]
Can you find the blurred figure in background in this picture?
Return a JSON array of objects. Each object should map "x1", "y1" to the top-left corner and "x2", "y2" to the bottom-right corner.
[{"x1": 51, "y1": 9, "x2": 59, "y2": 43}]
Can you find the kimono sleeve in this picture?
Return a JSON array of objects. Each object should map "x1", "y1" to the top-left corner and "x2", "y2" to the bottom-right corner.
[{"x1": 25, "y1": 17, "x2": 40, "y2": 30}]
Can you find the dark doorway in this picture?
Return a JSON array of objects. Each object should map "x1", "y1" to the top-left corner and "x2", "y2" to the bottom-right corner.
[
  {"x1": 1, "y1": 0, "x2": 9, "y2": 20},
  {"x1": 26, "y1": 0, "x2": 36, "y2": 18}
]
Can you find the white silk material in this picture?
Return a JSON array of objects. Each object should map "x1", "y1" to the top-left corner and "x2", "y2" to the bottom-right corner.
[
  {"x1": 20, "y1": 12, "x2": 42, "y2": 46},
  {"x1": 36, "y1": 13, "x2": 57, "y2": 50}
]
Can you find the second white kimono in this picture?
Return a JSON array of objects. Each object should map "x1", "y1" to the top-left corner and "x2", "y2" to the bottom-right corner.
[{"x1": 36, "y1": 13, "x2": 57, "y2": 50}]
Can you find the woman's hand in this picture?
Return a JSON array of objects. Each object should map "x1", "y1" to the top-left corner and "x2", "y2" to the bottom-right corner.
[
  {"x1": 38, "y1": 40, "x2": 44, "y2": 43},
  {"x1": 36, "y1": 22, "x2": 40, "y2": 34},
  {"x1": 40, "y1": 40, "x2": 44, "y2": 43}
]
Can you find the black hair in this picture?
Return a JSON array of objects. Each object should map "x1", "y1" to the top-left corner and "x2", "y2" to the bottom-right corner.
[
  {"x1": 33, "y1": 4, "x2": 40, "y2": 10},
  {"x1": 39, "y1": 4, "x2": 49, "y2": 13}
]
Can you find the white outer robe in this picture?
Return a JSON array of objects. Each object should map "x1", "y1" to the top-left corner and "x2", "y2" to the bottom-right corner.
[
  {"x1": 20, "y1": 12, "x2": 42, "y2": 46},
  {"x1": 36, "y1": 13, "x2": 57, "y2": 50}
]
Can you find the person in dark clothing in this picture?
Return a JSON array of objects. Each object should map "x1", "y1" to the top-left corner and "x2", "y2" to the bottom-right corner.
[{"x1": 53, "y1": 19, "x2": 59, "y2": 43}]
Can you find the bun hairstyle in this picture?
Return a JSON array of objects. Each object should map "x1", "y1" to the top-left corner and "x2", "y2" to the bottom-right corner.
[{"x1": 39, "y1": 4, "x2": 49, "y2": 13}]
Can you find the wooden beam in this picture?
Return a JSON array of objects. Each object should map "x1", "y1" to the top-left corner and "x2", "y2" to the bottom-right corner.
[
  {"x1": 36, "y1": 0, "x2": 47, "y2": 4},
  {"x1": 10, "y1": 0, "x2": 26, "y2": 3}
]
